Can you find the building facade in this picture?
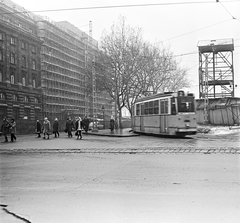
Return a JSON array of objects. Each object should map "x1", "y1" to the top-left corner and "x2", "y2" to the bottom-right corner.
[
  {"x1": 0, "y1": 0, "x2": 42, "y2": 134},
  {"x1": 35, "y1": 18, "x2": 87, "y2": 125},
  {"x1": 0, "y1": 0, "x2": 113, "y2": 133}
]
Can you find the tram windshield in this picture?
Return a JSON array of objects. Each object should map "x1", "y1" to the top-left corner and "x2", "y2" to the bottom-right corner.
[{"x1": 177, "y1": 97, "x2": 195, "y2": 113}]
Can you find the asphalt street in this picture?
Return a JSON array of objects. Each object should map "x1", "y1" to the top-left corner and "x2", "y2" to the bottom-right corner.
[{"x1": 0, "y1": 129, "x2": 240, "y2": 223}]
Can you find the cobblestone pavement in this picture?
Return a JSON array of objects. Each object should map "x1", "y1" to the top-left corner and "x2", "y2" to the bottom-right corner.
[{"x1": 0, "y1": 130, "x2": 239, "y2": 154}]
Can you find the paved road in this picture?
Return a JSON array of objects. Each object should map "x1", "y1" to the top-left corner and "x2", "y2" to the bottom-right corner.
[
  {"x1": 1, "y1": 153, "x2": 240, "y2": 223},
  {"x1": 1, "y1": 130, "x2": 239, "y2": 222}
]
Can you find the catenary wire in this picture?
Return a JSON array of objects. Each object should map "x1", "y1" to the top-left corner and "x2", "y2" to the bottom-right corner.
[{"x1": 0, "y1": 0, "x2": 240, "y2": 15}]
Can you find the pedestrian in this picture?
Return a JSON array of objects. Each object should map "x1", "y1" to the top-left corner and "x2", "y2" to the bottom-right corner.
[
  {"x1": 53, "y1": 118, "x2": 60, "y2": 138},
  {"x1": 0, "y1": 117, "x2": 10, "y2": 142},
  {"x1": 110, "y1": 116, "x2": 115, "y2": 132},
  {"x1": 65, "y1": 117, "x2": 74, "y2": 138},
  {"x1": 36, "y1": 120, "x2": 42, "y2": 138},
  {"x1": 82, "y1": 116, "x2": 90, "y2": 133},
  {"x1": 75, "y1": 117, "x2": 83, "y2": 139},
  {"x1": 42, "y1": 117, "x2": 51, "y2": 139},
  {"x1": 9, "y1": 118, "x2": 17, "y2": 142}
]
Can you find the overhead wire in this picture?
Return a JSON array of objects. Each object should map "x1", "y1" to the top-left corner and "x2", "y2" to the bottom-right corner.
[
  {"x1": 217, "y1": 0, "x2": 236, "y2": 19},
  {"x1": 162, "y1": 19, "x2": 232, "y2": 42},
  {"x1": 0, "y1": 0, "x2": 239, "y2": 15}
]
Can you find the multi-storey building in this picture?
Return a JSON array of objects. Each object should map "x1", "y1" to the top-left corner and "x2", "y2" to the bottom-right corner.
[
  {"x1": 34, "y1": 18, "x2": 87, "y2": 126},
  {"x1": 36, "y1": 19, "x2": 112, "y2": 127},
  {"x1": 0, "y1": 0, "x2": 42, "y2": 134}
]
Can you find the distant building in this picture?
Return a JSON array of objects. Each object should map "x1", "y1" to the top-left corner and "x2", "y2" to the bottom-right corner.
[
  {"x1": 0, "y1": 0, "x2": 42, "y2": 133},
  {"x1": 0, "y1": 0, "x2": 113, "y2": 133}
]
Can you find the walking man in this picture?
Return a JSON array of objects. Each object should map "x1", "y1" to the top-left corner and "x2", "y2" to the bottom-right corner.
[
  {"x1": 9, "y1": 118, "x2": 17, "y2": 142},
  {"x1": 65, "y1": 117, "x2": 74, "y2": 138},
  {"x1": 1, "y1": 117, "x2": 10, "y2": 142},
  {"x1": 36, "y1": 120, "x2": 42, "y2": 138},
  {"x1": 53, "y1": 118, "x2": 60, "y2": 138}
]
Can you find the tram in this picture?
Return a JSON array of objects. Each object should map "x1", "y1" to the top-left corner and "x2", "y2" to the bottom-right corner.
[{"x1": 131, "y1": 90, "x2": 197, "y2": 136}]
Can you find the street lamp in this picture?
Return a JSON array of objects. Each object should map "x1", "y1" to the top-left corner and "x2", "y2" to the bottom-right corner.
[{"x1": 102, "y1": 105, "x2": 105, "y2": 129}]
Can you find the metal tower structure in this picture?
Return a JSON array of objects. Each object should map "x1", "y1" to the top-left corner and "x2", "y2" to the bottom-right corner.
[{"x1": 198, "y1": 39, "x2": 234, "y2": 99}]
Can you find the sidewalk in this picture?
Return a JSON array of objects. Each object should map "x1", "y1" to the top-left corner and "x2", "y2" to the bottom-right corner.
[
  {"x1": 86, "y1": 125, "x2": 240, "y2": 137},
  {"x1": 85, "y1": 128, "x2": 139, "y2": 137}
]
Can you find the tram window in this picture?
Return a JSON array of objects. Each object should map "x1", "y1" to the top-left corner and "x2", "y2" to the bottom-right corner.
[
  {"x1": 171, "y1": 98, "x2": 176, "y2": 115},
  {"x1": 160, "y1": 99, "x2": 169, "y2": 114},
  {"x1": 141, "y1": 104, "x2": 144, "y2": 115},
  {"x1": 178, "y1": 97, "x2": 195, "y2": 112},
  {"x1": 144, "y1": 102, "x2": 149, "y2": 115},
  {"x1": 154, "y1": 100, "x2": 159, "y2": 114},
  {"x1": 136, "y1": 104, "x2": 140, "y2": 116},
  {"x1": 149, "y1": 101, "x2": 154, "y2": 114}
]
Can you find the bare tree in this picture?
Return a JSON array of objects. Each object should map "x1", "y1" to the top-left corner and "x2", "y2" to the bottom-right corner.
[{"x1": 95, "y1": 16, "x2": 191, "y2": 126}]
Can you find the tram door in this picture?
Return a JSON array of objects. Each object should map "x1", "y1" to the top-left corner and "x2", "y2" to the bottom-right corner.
[
  {"x1": 140, "y1": 104, "x2": 144, "y2": 131},
  {"x1": 160, "y1": 115, "x2": 167, "y2": 133}
]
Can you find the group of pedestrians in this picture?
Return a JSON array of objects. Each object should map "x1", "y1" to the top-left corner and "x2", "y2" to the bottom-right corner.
[
  {"x1": 1, "y1": 115, "x2": 113, "y2": 142},
  {"x1": 36, "y1": 116, "x2": 88, "y2": 140},
  {"x1": 0, "y1": 117, "x2": 17, "y2": 142}
]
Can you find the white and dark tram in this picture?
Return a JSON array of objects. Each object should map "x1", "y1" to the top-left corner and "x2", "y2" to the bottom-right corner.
[{"x1": 131, "y1": 90, "x2": 197, "y2": 136}]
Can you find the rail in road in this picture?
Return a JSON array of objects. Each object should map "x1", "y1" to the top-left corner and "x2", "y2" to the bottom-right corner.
[{"x1": 1, "y1": 147, "x2": 240, "y2": 155}]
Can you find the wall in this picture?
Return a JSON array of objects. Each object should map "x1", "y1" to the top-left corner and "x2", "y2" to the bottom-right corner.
[{"x1": 196, "y1": 97, "x2": 240, "y2": 126}]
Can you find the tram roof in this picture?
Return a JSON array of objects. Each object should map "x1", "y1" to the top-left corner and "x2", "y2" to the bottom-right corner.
[{"x1": 135, "y1": 92, "x2": 175, "y2": 103}]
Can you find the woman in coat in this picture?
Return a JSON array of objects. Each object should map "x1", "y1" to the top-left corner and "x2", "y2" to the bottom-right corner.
[
  {"x1": 42, "y1": 117, "x2": 51, "y2": 139},
  {"x1": 53, "y1": 118, "x2": 59, "y2": 138},
  {"x1": 1, "y1": 117, "x2": 10, "y2": 142},
  {"x1": 9, "y1": 118, "x2": 17, "y2": 142},
  {"x1": 75, "y1": 117, "x2": 83, "y2": 139}
]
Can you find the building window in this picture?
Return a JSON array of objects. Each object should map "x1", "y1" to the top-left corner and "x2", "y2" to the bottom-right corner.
[
  {"x1": 21, "y1": 41, "x2": 26, "y2": 49},
  {"x1": 0, "y1": 49, "x2": 3, "y2": 61},
  {"x1": 32, "y1": 60, "x2": 36, "y2": 70},
  {"x1": 32, "y1": 45, "x2": 36, "y2": 53},
  {"x1": 0, "y1": 70, "x2": 2, "y2": 82},
  {"x1": 10, "y1": 75, "x2": 14, "y2": 84},
  {"x1": 22, "y1": 77, "x2": 26, "y2": 86},
  {"x1": 32, "y1": 78, "x2": 36, "y2": 88},
  {"x1": 10, "y1": 53, "x2": 15, "y2": 64},
  {"x1": 10, "y1": 36, "x2": 16, "y2": 45},
  {"x1": 0, "y1": 33, "x2": 3, "y2": 40},
  {"x1": 21, "y1": 56, "x2": 26, "y2": 67},
  {"x1": 13, "y1": 95, "x2": 18, "y2": 101},
  {"x1": 0, "y1": 93, "x2": 5, "y2": 100},
  {"x1": 34, "y1": 97, "x2": 38, "y2": 103},
  {"x1": 24, "y1": 96, "x2": 29, "y2": 102}
]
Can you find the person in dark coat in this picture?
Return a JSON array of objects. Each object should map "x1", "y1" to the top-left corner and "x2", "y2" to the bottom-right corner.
[
  {"x1": 65, "y1": 117, "x2": 74, "y2": 138},
  {"x1": 36, "y1": 120, "x2": 42, "y2": 138},
  {"x1": 82, "y1": 116, "x2": 90, "y2": 133},
  {"x1": 9, "y1": 118, "x2": 17, "y2": 142},
  {"x1": 53, "y1": 118, "x2": 60, "y2": 138},
  {"x1": 75, "y1": 117, "x2": 83, "y2": 139},
  {"x1": 1, "y1": 117, "x2": 10, "y2": 142},
  {"x1": 110, "y1": 116, "x2": 115, "y2": 132}
]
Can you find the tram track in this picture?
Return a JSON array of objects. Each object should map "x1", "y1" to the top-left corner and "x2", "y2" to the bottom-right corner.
[{"x1": 0, "y1": 147, "x2": 239, "y2": 154}]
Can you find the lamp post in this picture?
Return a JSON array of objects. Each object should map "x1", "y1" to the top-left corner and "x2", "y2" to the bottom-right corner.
[{"x1": 102, "y1": 105, "x2": 105, "y2": 129}]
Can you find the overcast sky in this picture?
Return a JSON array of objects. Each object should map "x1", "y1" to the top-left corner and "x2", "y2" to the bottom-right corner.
[{"x1": 11, "y1": 0, "x2": 240, "y2": 97}]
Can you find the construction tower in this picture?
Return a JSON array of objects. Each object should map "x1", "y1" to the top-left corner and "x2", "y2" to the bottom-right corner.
[{"x1": 198, "y1": 38, "x2": 234, "y2": 99}]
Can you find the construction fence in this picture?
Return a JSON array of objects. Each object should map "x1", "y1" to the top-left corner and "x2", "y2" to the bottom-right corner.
[{"x1": 196, "y1": 97, "x2": 240, "y2": 126}]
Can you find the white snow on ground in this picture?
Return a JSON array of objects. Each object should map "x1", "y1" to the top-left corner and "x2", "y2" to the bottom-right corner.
[{"x1": 198, "y1": 125, "x2": 240, "y2": 135}]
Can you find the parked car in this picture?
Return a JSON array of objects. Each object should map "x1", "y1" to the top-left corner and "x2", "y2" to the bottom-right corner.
[{"x1": 89, "y1": 121, "x2": 104, "y2": 130}]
